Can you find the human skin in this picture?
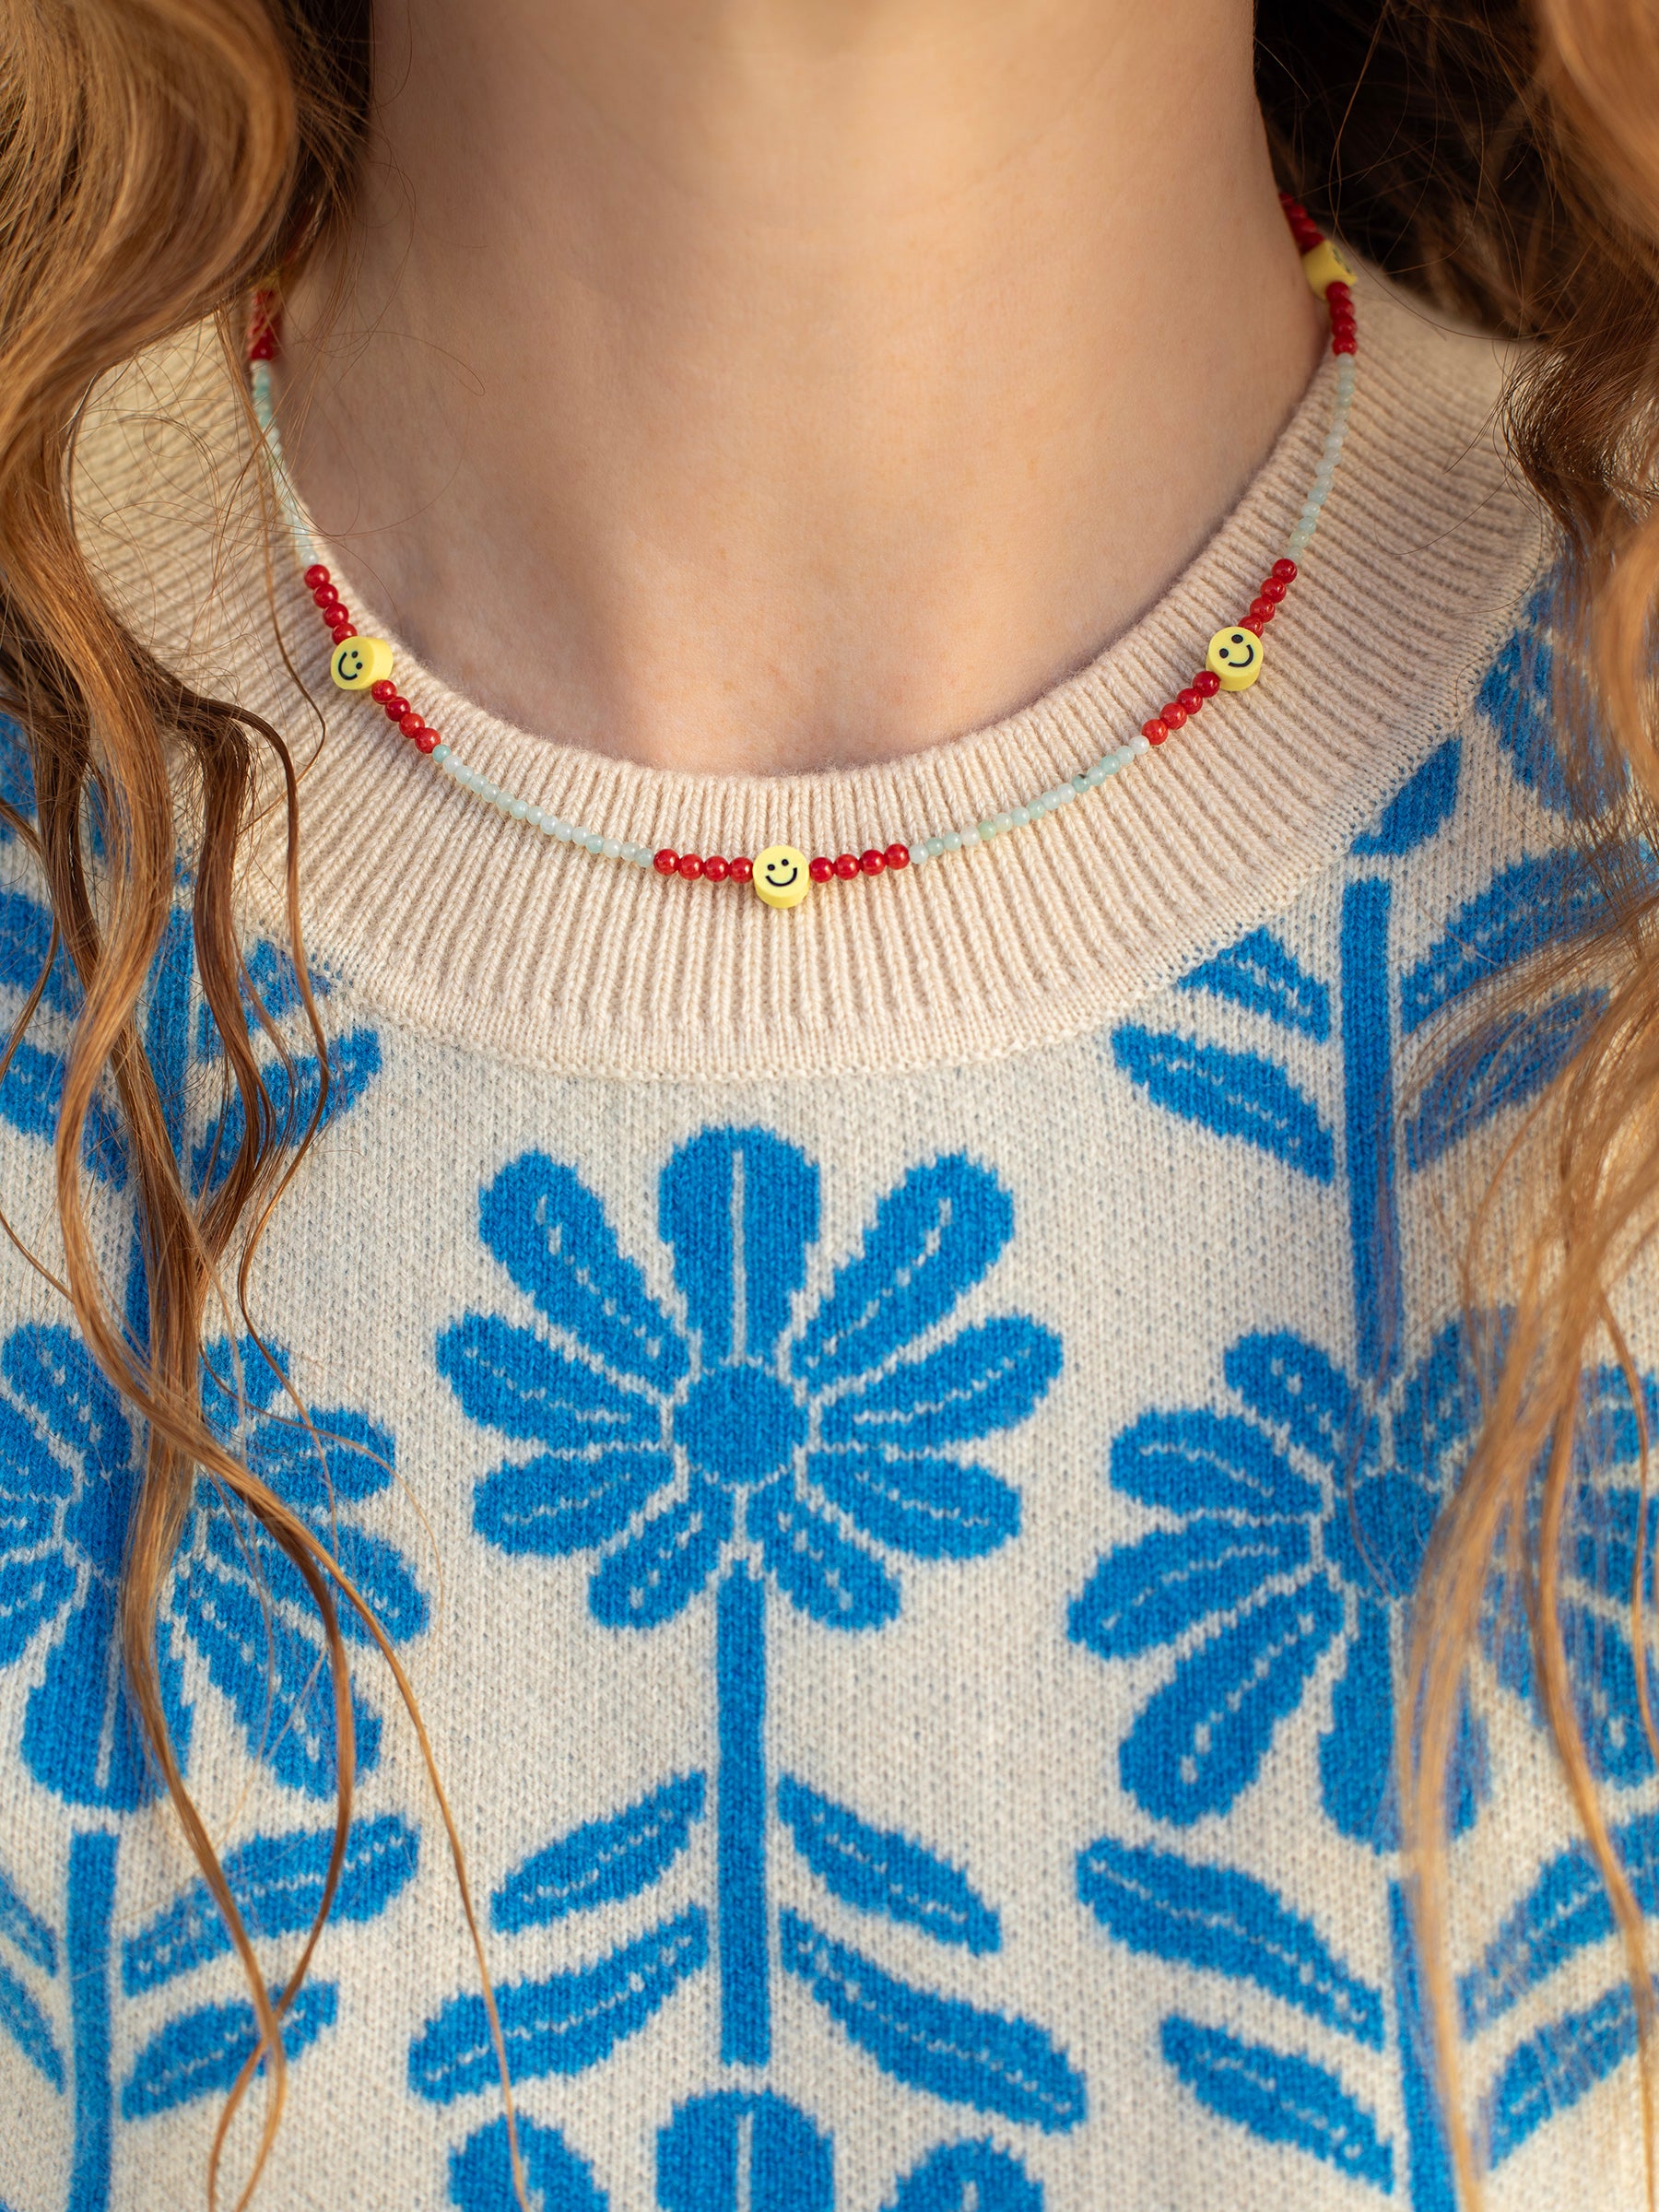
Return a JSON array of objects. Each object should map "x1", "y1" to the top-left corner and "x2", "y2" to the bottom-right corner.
[{"x1": 277, "y1": 0, "x2": 1323, "y2": 775}]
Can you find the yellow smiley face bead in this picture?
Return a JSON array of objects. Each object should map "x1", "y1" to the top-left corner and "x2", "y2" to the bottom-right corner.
[
  {"x1": 752, "y1": 844, "x2": 811, "y2": 909},
  {"x1": 329, "y1": 635, "x2": 394, "y2": 691},
  {"x1": 1206, "y1": 626, "x2": 1265, "y2": 692}
]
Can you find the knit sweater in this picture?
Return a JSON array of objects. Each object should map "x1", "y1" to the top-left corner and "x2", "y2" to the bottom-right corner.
[{"x1": 0, "y1": 274, "x2": 1649, "y2": 2212}]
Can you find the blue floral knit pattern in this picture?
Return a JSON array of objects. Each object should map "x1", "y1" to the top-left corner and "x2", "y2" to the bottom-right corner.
[
  {"x1": 1076, "y1": 580, "x2": 1659, "y2": 2204},
  {"x1": 424, "y1": 1126, "x2": 1070, "y2": 2204},
  {"x1": 0, "y1": 737, "x2": 416, "y2": 2212}
]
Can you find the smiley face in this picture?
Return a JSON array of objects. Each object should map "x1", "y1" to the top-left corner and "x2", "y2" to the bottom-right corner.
[
  {"x1": 329, "y1": 634, "x2": 394, "y2": 691},
  {"x1": 752, "y1": 843, "x2": 810, "y2": 909},
  {"x1": 1206, "y1": 627, "x2": 1265, "y2": 692}
]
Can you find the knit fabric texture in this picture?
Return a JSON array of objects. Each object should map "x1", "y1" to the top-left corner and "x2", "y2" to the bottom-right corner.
[{"x1": 2, "y1": 276, "x2": 1653, "y2": 2212}]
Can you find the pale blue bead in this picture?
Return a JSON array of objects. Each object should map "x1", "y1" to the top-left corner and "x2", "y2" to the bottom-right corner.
[
  {"x1": 1072, "y1": 772, "x2": 1090, "y2": 794},
  {"x1": 554, "y1": 820, "x2": 573, "y2": 841},
  {"x1": 1085, "y1": 762, "x2": 1107, "y2": 786},
  {"x1": 1009, "y1": 806, "x2": 1030, "y2": 828},
  {"x1": 540, "y1": 814, "x2": 560, "y2": 837},
  {"x1": 959, "y1": 825, "x2": 981, "y2": 846},
  {"x1": 583, "y1": 831, "x2": 604, "y2": 853},
  {"x1": 602, "y1": 839, "x2": 622, "y2": 859},
  {"x1": 430, "y1": 743, "x2": 451, "y2": 764},
  {"x1": 908, "y1": 842, "x2": 929, "y2": 866},
  {"x1": 925, "y1": 837, "x2": 945, "y2": 857},
  {"x1": 942, "y1": 830, "x2": 962, "y2": 852},
  {"x1": 1128, "y1": 735, "x2": 1151, "y2": 757},
  {"x1": 510, "y1": 798, "x2": 528, "y2": 820},
  {"x1": 978, "y1": 819, "x2": 999, "y2": 841}
]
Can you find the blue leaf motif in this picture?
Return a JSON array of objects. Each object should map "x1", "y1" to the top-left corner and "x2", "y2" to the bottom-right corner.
[
  {"x1": 478, "y1": 1154, "x2": 688, "y2": 1391},
  {"x1": 1119, "y1": 1579, "x2": 1344, "y2": 1825},
  {"x1": 1483, "y1": 1985, "x2": 1641, "y2": 2167},
  {"x1": 1179, "y1": 928, "x2": 1332, "y2": 1038},
  {"x1": 778, "y1": 1911, "x2": 1085, "y2": 2133},
  {"x1": 449, "y1": 2116, "x2": 610, "y2": 2212},
  {"x1": 747, "y1": 1481, "x2": 900, "y2": 1629},
  {"x1": 656, "y1": 2091, "x2": 833, "y2": 2212},
  {"x1": 492, "y1": 1774, "x2": 705, "y2": 1930},
  {"x1": 818, "y1": 1319, "x2": 1061, "y2": 1451},
  {"x1": 885, "y1": 2139, "x2": 1041, "y2": 2212},
  {"x1": 587, "y1": 1486, "x2": 732, "y2": 1630},
  {"x1": 1159, "y1": 2017, "x2": 1392, "y2": 2191},
  {"x1": 0, "y1": 1859, "x2": 55, "y2": 1974},
  {"x1": 475, "y1": 1449, "x2": 674, "y2": 1560},
  {"x1": 1077, "y1": 1837, "x2": 1382, "y2": 2046},
  {"x1": 193, "y1": 1029, "x2": 382, "y2": 1191},
  {"x1": 124, "y1": 1815, "x2": 419, "y2": 1993},
  {"x1": 0, "y1": 1551, "x2": 76, "y2": 1668},
  {"x1": 793, "y1": 1156, "x2": 1014, "y2": 1388},
  {"x1": 22, "y1": 1559, "x2": 183, "y2": 1808},
  {"x1": 778, "y1": 1776, "x2": 999, "y2": 1953},
  {"x1": 0, "y1": 1959, "x2": 64, "y2": 2088},
  {"x1": 438, "y1": 1314, "x2": 664, "y2": 1451},
  {"x1": 1406, "y1": 993, "x2": 1604, "y2": 1170},
  {"x1": 807, "y1": 1448, "x2": 1018, "y2": 1560},
  {"x1": 1223, "y1": 1332, "x2": 1373, "y2": 1473},
  {"x1": 5, "y1": 1324, "x2": 132, "y2": 1471},
  {"x1": 174, "y1": 1549, "x2": 379, "y2": 1797},
  {"x1": 409, "y1": 1911, "x2": 709, "y2": 2100},
  {"x1": 1110, "y1": 1030, "x2": 1334, "y2": 1182},
  {"x1": 1460, "y1": 1812, "x2": 1659, "y2": 2034},
  {"x1": 121, "y1": 1983, "x2": 337, "y2": 2118},
  {"x1": 660, "y1": 1128, "x2": 819, "y2": 1368},
  {"x1": 1068, "y1": 1519, "x2": 1312, "y2": 1661},
  {"x1": 1109, "y1": 1409, "x2": 1320, "y2": 1521},
  {"x1": 1351, "y1": 737, "x2": 1462, "y2": 856},
  {"x1": 1400, "y1": 852, "x2": 1611, "y2": 1034}
]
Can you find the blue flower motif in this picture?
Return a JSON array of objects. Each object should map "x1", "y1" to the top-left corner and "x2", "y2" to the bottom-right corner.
[
  {"x1": 0, "y1": 1324, "x2": 426, "y2": 1808},
  {"x1": 441, "y1": 1128, "x2": 1061, "y2": 1631},
  {"x1": 1070, "y1": 1323, "x2": 1491, "y2": 1846}
]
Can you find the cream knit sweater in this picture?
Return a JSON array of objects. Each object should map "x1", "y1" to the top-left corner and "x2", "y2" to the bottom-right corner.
[{"x1": 0, "y1": 275, "x2": 1650, "y2": 2212}]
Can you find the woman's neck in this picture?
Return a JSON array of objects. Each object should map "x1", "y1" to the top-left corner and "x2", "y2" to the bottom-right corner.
[{"x1": 279, "y1": 0, "x2": 1322, "y2": 775}]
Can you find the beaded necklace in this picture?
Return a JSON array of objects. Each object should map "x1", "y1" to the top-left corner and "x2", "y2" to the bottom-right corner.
[{"x1": 250, "y1": 195, "x2": 1356, "y2": 910}]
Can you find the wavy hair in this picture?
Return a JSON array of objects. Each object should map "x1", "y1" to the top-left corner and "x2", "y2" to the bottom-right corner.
[{"x1": 4, "y1": 1, "x2": 1659, "y2": 2205}]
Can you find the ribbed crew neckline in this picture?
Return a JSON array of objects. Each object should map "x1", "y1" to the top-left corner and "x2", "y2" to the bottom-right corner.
[{"x1": 77, "y1": 278, "x2": 1544, "y2": 1082}]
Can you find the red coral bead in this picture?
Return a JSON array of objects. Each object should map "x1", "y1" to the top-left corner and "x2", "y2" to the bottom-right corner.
[
  {"x1": 1261, "y1": 576, "x2": 1288, "y2": 604},
  {"x1": 1177, "y1": 688, "x2": 1203, "y2": 716},
  {"x1": 884, "y1": 843, "x2": 910, "y2": 870},
  {"x1": 808, "y1": 856, "x2": 834, "y2": 883},
  {"x1": 730, "y1": 856, "x2": 754, "y2": 883},
  {"x1": 833, "y1": 853, "x2": 859, "y2": 880},
  {"x1": 370, "y1": 679, "x2": 397, "y2": 703},
  {"x1": 1333, "y1": 335, "x2": 1357, "y2": 356},
  {"x1": 1160, "y1": 703, "x2": 1188, "y2": 731},
  {"x1": 312, "y1": 583, "x2": 339, "y2": 606},
  {"x1": 860, "y1": 848, "x2": 886, "y2": 875},
  {"x1": 384, "y1": 696, "x2": 411, "y2": 722},
  {"x1": 399, "y1": 712, "x2": 424, "y2": 737},
  {"x1": 653, "y1": 849, "x2": 678, "y2": 874},
  {"x1": 329, "y1": 622, "x2": 357, "y2": 643},
  {"x1": 1240, "y1": 617, "x2": 1265, "y2": 636},
  {"x1": 302, "y1": 565, "x2": 331, "y2": 590},
  {"x1": 1143, "y1": 718, "x2": 1170, "y2": 745},
  {"x1": 1194, "y1": 669, "x2": 1221, "y2": 698},
  {"x1": 1272, "y1": 559, "x2": 1299, "y2": 584},
  {"x1": 677, "y1": 853, "x2": 704, "y2": 879},
  {"x1": 414, "y1": 727, "x2": 439, "y2": 754},
  {"x1": 1248, "y1": 598, "x2": 1275, "y2": 624},
  {"x1": 1325, "y1": 280, "x2": 1351, "y2": 306},
  {"x1": 704, "y1": 855, "x2": 730, "y2": 882}
]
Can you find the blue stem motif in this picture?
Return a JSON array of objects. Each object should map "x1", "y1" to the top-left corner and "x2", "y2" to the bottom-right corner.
[
  {"x1": 1342, "y1": 879, "x2": 1401, "y2": 1389},
  {"x1": 67, "y1": 1830, "x2": 116, "y2": 2212},
  {"x1": 1390, "y1": 1882, "x2": 1456, "y2": 2212},
  {"x1": 717, "y1": 1564, "x2": 769, "y2": 2067}
]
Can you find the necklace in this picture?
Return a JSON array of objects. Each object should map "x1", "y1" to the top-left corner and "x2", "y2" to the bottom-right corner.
[{"x1": 250, "y1": 195, "x2": 1356, "y2": 911}]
